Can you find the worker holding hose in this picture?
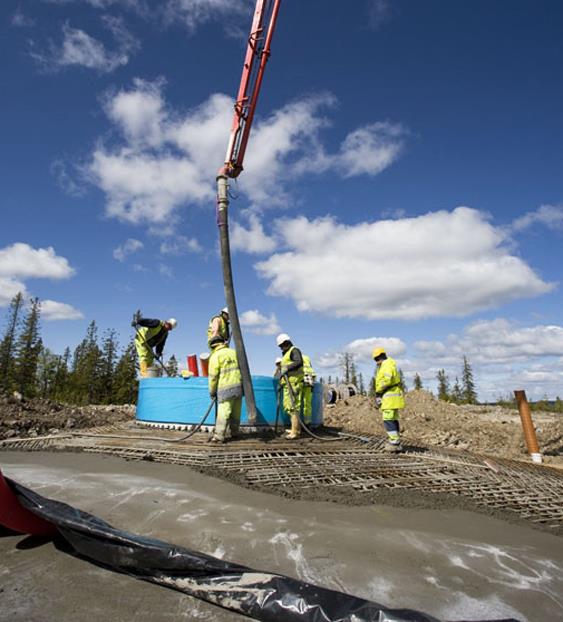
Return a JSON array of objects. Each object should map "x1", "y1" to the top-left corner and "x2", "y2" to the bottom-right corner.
[
  {"x1": 132, "y1": 313, "x2": 177, "y2": 377},
  {"x1": 372, "y1": 347, "x2": 405, "y2": 452},
  {"x1": 208, "y1": 336, "x2": 243, "y2": 443},
  {"x1": 276, "y1": 333, "x2": 304, "y2": 440}
]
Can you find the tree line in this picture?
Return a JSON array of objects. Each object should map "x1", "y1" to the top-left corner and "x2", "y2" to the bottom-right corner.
[{"x1": 0, "y1": 293, "x2": 143, "y2": 404}]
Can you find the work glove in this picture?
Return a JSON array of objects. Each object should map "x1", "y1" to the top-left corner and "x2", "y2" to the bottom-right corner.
[
  {"x1": 209, "y1": 390, "x2": 217, "y2": 399},
  {"x1": 375, "y1": 397, "x2": 382, "y2": 409}
]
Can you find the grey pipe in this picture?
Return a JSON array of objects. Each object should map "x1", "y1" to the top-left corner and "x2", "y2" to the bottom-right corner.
[{"x1": 216, "y1": 174, "x2": 257, "y2": 423}]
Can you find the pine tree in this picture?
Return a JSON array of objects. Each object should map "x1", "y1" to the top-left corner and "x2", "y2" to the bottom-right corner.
[
  {"x1": 99, "y1": 329, "x2": 119, "y2": 404},
  {"x1": 413, "y1": 373, "x2": 423, "y2": 390},
  {"x1": 368, "y1": 373, "x2": 376, "y2": 398},
  {"x1": 13, "y1": 298, "x2": 42, "y2": 397},
  {"x1": 436, "y1": 369, "x2": 450, "y2": 401},
  {"x1": 52, "y1": 347, "x2": 70, "y2": 401},
  {"x1": 451, "y1": 376, "x2": 463, "y2": 403},
  {"x1": 461, "y1": 355, "x2": 477, "y2": 404},
  {"x1": 166, "y1": 354, "x2": 178, "y2": 377},
  {"x1": 112, "y1": 340, "x2": 138, "y2": 404},
  {"x1": 327, "y1": 375, "x2": 332, "y2": 385},
  {"x1": 339, "y1": 352, "x2": 354, "y2": 384},
  {"x1": 36, "y1": 345, "x2": 60, "y2": 399},
  {"x1": 69, "y1": 320, "x2": 102, "y2": 404},
  {"x1": 0, "y1": 292, "x2": 24, "y2": 393}
]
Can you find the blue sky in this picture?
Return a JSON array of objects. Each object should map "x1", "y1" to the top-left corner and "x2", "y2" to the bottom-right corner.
[{"x1": 1, "y1": 0, "x2": 562, "y2": 400}]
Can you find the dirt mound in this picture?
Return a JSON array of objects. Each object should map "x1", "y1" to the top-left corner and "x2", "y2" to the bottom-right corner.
[
  {"x1": 0, "y1": 393, "x2": 135, "y2": 440},
  {"x1": 324, "y1": 389, "x2": 563, "y2": 465}
]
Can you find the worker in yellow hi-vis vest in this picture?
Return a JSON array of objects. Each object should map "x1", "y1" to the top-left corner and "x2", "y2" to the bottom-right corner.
[
  {"x1": 372, "y1": 347, "x2": 405, "y2": 453},
  {"x1": 276, "y1": 333, "x2": 304, "y2": 440},
  {"x1": 302, "y1": 354, "x2": 316, "y2": 425}
]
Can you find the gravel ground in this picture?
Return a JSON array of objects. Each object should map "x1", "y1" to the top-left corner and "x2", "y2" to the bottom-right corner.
[
  {"x1": 324, "y1": 390, "x2": 563, "y2": 466},
  {"x1": 0, "y1": 393, "x2": 134, "y2": 440}
]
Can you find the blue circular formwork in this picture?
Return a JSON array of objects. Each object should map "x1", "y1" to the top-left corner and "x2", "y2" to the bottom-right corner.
[{"x1": 136, "y1": 375, "x2": 323, "y2": 429}]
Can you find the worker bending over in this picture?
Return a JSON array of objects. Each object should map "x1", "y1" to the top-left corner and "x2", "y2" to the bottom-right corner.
[
  {"x1": 208, "y1": 336, "x2": 242, "y2": 443},
  {"x1": 132, "y1": 314, "x2": 177, "y2": 377},
  {"x1": 372, "y1": 347, "x2": 405, "y2": 452},
  {"x1": 207, "y1": 307, "x2": 230, "y2": 349},
  {"x1": 302, "y1": 354, "x2": 316, "y2": 425},
  {"x1": 276, "y1": 333, "x2": 304, "y2": 440}
]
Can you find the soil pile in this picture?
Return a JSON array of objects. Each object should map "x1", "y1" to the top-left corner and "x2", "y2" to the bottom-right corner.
[
  {"x1": 324, "y1": 389, "x2": 563, "y2": 465},
  {"x1": 0, "y1": 393, "x2": 135, "y2": 440}
]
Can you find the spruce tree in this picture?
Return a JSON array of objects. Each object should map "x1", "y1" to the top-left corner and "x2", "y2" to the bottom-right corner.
[
  {"x1": 461, "y1": 355, "x2": 477, "y2": 404},
  {"x1": 350, "y1": 358, "x2": 358, "y2": 387},
  {"x1": 36, "y1": 345, "x2": 60, "y2": 399},
  {"x1": 166, "y1": 354, "x2": 178, "y2": 377},
  {"x1": 339, "y1": 352, "x2": 353, "y2": 384},
  {"x1": 451, "y1": 376, "x2": 463, "y2": 404},
  {"x1": 0, "y1": 292, "x2": 24, "y2": 393},
  {"x1": 436, "y1": 369, "x2": 450, "y2": 401},
  {"x1": 99, "y1": 329, "x2": 119, "y2": 403},
  {"x1": 70, "y1": 321, "x2": 102, "y2": 404},
  {"x1": 52, "y1": 347, "x2": 70, "y2": 401},
  {"x1": 13, "y1": 298, "x2": 42, "y2": 397},
  {"x1": 112, "y1": 340, "x2": 138, "y2": 404},
  {"x1": 358, "y1": 372, "x2": 365, "y2": 395},
  {"x1": 413, "y1": 373, "x2": 423, "y2": 390}
]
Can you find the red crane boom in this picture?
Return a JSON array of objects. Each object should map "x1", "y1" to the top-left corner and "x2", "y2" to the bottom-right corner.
[{"x1": 216, "y1": 0, "x2": 282, "y2": 423}]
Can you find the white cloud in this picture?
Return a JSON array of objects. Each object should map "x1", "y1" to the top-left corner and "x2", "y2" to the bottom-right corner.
[
  {"x1": 31, "y1": 18, "x2": 139, "y2": 73},
  {"x1": 162, "y1": 0, "x2": 248, "y2": 32},
  {"x1": 86, "y1": 82, "x2": 406, "y2": 225},
  {"x1": 113, "y1": 238, "x2": 143, "y2": 261},
  {"x1": 41, "y1": 299, "x2": 84, "y2": 321},
  {"x1": 511, "y1": 204, "x2": 563, "y2": 233},
  {"x1": 160, "y1": 236, "x2": 202, "y2": 255},
  {"x1": 255, "y1": 207, "x2": 554, "y2": 320},
  {"x1": 231, "y1": 214, "x2": 277, "y2": 254},
  {"x1": 0, "y1": 243, "x2": 79, "y2": 314},
  {"x1": 0, "y1": 243, "x2": 75, "y2": 280},
  {"x1": 416, "y1": 319, "x2": 563, "y2": 365},
  {"x1": 240, "y1": 309, "x2": 281, "y2": 336},
  {"x1": 344, "y1": 336, "x2": 407, "y2": 362},
  {"x1": 159, "y1": 264, "x2": 174, "y2": 278}
]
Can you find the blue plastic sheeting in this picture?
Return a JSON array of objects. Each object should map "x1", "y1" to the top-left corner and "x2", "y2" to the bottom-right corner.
[{"x1": 136, "y1": 375, "x2": 323, "y2": 427}]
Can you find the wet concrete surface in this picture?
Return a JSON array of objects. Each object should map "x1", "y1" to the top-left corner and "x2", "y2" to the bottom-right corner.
[{"x1": 1, "y1": 452, "x2": 562, "y2": 622}]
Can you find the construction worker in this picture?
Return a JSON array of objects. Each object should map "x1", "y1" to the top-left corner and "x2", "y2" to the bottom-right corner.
[
  {"x1": 207, "y1": 307, "x2": 230, "y2": 349},
  {"x1": 302, "y1": 354, "x2": 316, "y2": 425},
  {"x1": 273, "y1": 357, "x2": 283, "y2": 380},
  {"x1": 208, "y1": 336, "x2": 243, "y2": 443},
  {"x1": 372, "y1": 347, "x2": 405, "y2": 452},
  {"x1": 276, "y1": 333, "x2": 304, "y2": 440},
  {"x1": 132, "y1": 314, "x2": 177, "y2": 377}
]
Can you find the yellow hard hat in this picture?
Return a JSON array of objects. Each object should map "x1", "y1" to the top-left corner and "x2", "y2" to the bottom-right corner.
[{"x1": 372, "y1": 347, "x2": 386, "y2": 359}]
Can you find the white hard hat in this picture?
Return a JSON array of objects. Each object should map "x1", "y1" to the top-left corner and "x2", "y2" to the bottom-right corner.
[
  {"x1": 276, "y1": 333, "x2": 291, "y2": 347},
  {"x1": 167, "y1": 318, "x2": 177, "y2": 329},
  {"x1": 275, "y1": 357, "x2": 282, "y2": 364},
  {"x1": 221, "y1": 307, "x2": 229, "y2": 315}
]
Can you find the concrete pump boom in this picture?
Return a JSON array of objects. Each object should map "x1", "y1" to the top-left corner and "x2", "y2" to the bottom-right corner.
[{"x1": 216, "y1": 0, "x2": 281, "y2": 423}]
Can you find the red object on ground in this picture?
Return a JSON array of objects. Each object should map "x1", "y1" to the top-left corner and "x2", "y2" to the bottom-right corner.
[
  {"x1": 200, "y1": 353, "x2": 210, "y2": 377},
  {"x1": 0, "y1": 468, "x2": 58, "y2": 536},
  {"x1": 187, "y1": 354, "x2": 199, "y2": 377}
]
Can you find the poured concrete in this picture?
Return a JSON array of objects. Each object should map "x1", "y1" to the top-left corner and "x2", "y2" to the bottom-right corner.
[{"x1": 1, "y1": 452, "x2": 562, "y2": 622}]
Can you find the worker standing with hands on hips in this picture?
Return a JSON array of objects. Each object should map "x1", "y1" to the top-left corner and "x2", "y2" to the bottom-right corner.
[
  {"x1": 132, "y1": 312, "x2": 177, "y2": 377},
  {"x1": 276, "y1": 333, "x2": 304, "y2": 440},
  {"x1": 373, "y1": 347, "x2": 405, "y2": 452},
  {"x1": 207, "y1": 307, "x2": 230, "y2": 349},
  {"x1": 208, "y1": 336, "x2": 243, "y2": 443}
]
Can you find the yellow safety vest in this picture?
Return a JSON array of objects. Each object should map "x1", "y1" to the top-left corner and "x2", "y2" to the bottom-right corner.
[
  {"x1": 302, "y1": 354, "x2": 316, "y2": 387},
  {"x1": 375, "y1": 357, "x2": 405, "y2": 409},
  {"x1": 208, "y1": 344, "x2": 242, "y2": 402}
]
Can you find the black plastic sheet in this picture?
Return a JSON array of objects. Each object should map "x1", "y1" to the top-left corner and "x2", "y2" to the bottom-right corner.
[{"x1": 6, "y1": 476, "x2": 519, "y2": 622}]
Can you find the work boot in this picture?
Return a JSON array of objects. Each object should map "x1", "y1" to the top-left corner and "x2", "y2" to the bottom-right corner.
[
  {"x1": 286, "y1": 414, "x2": 301, "y2": 440},
  {"x1": 385, "y1": 440, "x2": 403, "y2": 453},
  {"x1": 209, "y1": 435, "x2": 225, "y2": 444}
]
